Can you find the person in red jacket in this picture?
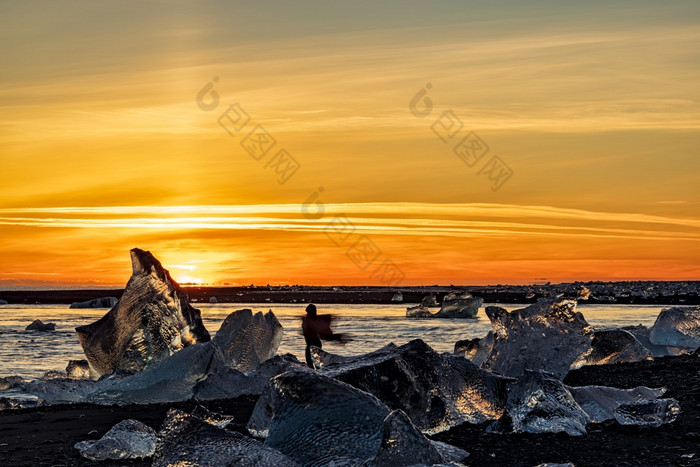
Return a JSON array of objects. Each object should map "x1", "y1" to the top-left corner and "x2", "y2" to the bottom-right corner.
[{"x1": 301, "y1": 304, "x2": 349, "y2": 368}]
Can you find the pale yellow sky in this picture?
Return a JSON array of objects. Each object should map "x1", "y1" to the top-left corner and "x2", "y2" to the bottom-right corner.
[{"x1": 1, "y1": 1, "x2": 698, "y2": 286}]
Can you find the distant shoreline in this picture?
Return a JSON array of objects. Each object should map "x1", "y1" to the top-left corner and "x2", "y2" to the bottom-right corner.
[{"x1": 1, "y1": 281, "x2": 698, "y2": 305}]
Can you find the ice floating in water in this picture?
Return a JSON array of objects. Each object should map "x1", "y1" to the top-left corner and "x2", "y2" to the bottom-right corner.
[
  {"x1": 571, "y1": 329, "x2": 651, "y2": 369},
  {"x1": 483, "y1": 299, "x2": 594, "y2": 379},
  {"x1": 313, "y1": 339, "x2": 509, "y2": 434},
  {"x1": 406, "y1": 304, "x2": 434, "y2": 318},
  {"x1": 650, "y1": 306, "x2": 700, "y2": 350},
  {"x1": 434, "y1": 293, "x2": 482, "y2": 318},
  {"x1": 75, "y1": 248, "x2": 211, "y2": 377},
  {"x1": 25, "y1": 319, "x2": 55, "y2": 331},
  {"x1": 250, "y1": 371, "x2": 467, "y2": 466},
  {"x1": 490, "y1": 370, "x2": 589, "y2": 436},
  {"x1": 75, "y1": 419, "x2": 157, "y2": 461},
  {"x1": 153, "y1": 408, "x2": 298, "y2": 467},
  {"x1": 567, "y1": 385, "x2": 677, "y2": 425},
  {"x1": 70, "y1": 297, "x2": 118, "y2": 309}
]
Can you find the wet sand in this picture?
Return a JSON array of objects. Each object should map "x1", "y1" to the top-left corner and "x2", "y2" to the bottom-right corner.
[{"x1": 1, "y1": 354, "x2": 698, "y2": 466}]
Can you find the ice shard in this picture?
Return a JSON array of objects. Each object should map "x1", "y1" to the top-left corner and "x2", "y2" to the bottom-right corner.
[
  {"x1": 316, "y1": 339, "x2": 509, "y2": 434},
  {"x1": 153, "y1": 408, "x2": 298, "y2": 467},
  {"x1": 74, "y1": 419, "x2": 157, "y2": 461},
  {"x1": 490, "y1": 369, "x2": 589, "y2": 436},
  {"x1": 75, "y1": 248, "x2": 210, "y2": 377},
  {"x1": 571, "y1": 329, "x2": 652, "y2": 369},
  {"x1": 649, "y1": 306, "x2": 700, "y2": 350},
  {"x1": 566, "y1": 385, "x2": 677, "y2": 425},
  {"x1": 482, "y1": 299, "x2": 594, "y2": 379},
  {"x1": 70, "y1": 297, "x2": 118, "y2": 309}
]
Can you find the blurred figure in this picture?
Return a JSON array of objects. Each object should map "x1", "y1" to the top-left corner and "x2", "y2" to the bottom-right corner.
[{"x1": 302, "y1": 304, "x2": 349, "y2": 368}]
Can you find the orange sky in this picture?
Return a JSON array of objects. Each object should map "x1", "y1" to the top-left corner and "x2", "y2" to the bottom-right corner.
[{"x1": 1, "y1": 1, "x2": 699, "y2": 287}]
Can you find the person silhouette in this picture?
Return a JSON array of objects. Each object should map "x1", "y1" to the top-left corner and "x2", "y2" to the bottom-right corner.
[{"x1": 301, "y1": 304, "x2": 348, "y2": 368}]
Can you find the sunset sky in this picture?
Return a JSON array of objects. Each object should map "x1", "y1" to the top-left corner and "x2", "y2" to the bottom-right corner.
[{"x1": 1, "y1": 1, "x2": 699, "y2": 287}]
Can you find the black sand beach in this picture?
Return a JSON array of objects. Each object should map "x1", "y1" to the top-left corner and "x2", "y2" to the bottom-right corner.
[{"x1": 1, "y1": 353, "x2": 698, "y2": 466}]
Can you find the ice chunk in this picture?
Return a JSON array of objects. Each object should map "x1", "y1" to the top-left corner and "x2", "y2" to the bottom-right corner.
[
  {"x1": 434, "y1": 293, "x2": 482, "y2": 318},
  {"x1": 251, "y1": 371, "x2": 464, "y2": 466},
  {"x1": 406, "y1": 305, "x2": 434, "y2": 318},
  {"x1": 391, "y1": 291, "x2": 404, "y2": 302},
  {"x1": 87, "y1": 342, "x2": 216, "y2": 405},
  {"x1": 153, "y1": 408, "x2": 298, "y2": 467},
  {"x1": 210, "y1": 309, "x2": 284, "y2": 371},
  {"x1": 454, "y1": 332, "x2": 493, "y2": 367},
  {"x1": 70, "y1": 297, "x2": 118, "y2": 309},
  {"x1": 623, "y1": 325, "x2": 682, "y2": 357},
  {"x1": 571, "y1": 329, "x2": 651, "y2": 369},
  {"x1": 74, "y1": 419, "x2": 157, "y2": 461},
  {"x1": 21, "y1": 378, "x2": 97, "y2": 405},
  {"x1": 87, "y1": 309, "x2": 284, "y2": 405},
  {"x1": 25, "y1": 319, "x2": 55, "y2": 331},
  {"x1": 194, "y1": 354, "x2": 307, "y2": 400},
  {"x1": 491, "y1": 370, "x2": 589, "y2": 436},
  {"x1": 75, "y1": 248, "x2": 210, "y2": 377},
  {"x1": 317, "y1": 339, "x2": 509, "y2": 434},
  {"x1": 483, "y1": 299, "x2": 594, "y2": 379},
  {"x1": 613, "y1": 399, "x2": 681, "y2": 427},
  {"x1": 0, "y1": 299, "x2": 8, "y2": 305},
  {"x1": 567, "y1": 385, "x2": 670, "y2": 423},
  {"x1": 649, "y1": 306, "x2": 700, "y2": 350}
]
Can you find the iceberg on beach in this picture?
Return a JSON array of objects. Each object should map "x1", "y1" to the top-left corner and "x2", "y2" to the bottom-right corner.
[
  {"x1": 75, "y1": 248, "x2": 211, "y2": 378},
  {"x1": 313, "y1": 339, "x2": 510, "y2": 434},
  {"x1": 649, "y1": 306, "x2": 700, "y2": 350},
  {"x1": 567, "y1": 385, "x2": 679, "y2": 426},
  {"x1": 489, "y1": 369, "x2": 590, "y2": 436},
  {"x1": 571, "y1": 329, "x2": 652, "y2": 368},
  {"x1": 482, "y1": 299, "x2": 594, "y2": 379}
]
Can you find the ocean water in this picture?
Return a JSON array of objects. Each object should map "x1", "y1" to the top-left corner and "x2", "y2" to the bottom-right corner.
[{"x1": 0, "y1": 303, "x2": 665, "y2": 380}]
